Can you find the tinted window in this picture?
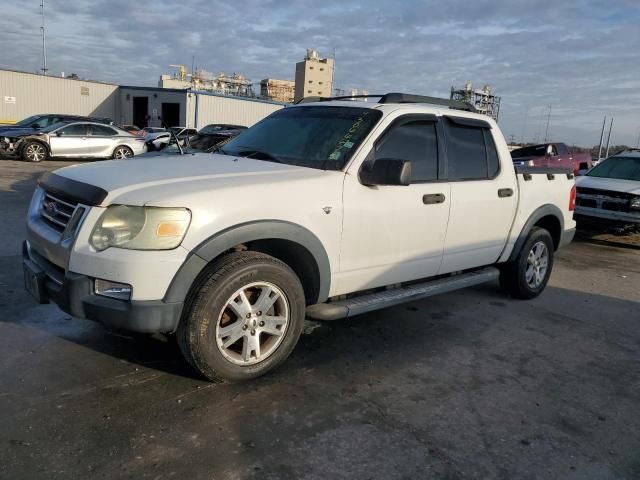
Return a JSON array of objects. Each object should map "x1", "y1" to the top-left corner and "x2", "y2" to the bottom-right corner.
[
  {"x1": 511, "y1": 144, "x2": 547, "y2": 159},
  {"x1": 375, "y1": 121, "x2": 438, "y2": 181},
  {"x1": 557, "y1": 143, "x2": 569, "y2": 155},
  {"x1": 587, "y1": 156, "x2": 640, "y2": 181},
  {"x1": 59, "y1": 124, "x2": 88, "y2": 136},
  {"x1": 91, "y1": 125, "x2": 117, "y2": 136},
  {"x1": 445, "y1": 119, "x2": 498, "y2": 180}
]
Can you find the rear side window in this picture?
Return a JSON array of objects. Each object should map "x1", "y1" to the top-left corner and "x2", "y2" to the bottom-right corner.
[
  {"x1": 557, "y1": 143, "x2": 569, "y2": 155},
  {"x1": 375, "y1": 120, "x2": 438, "y2": 182},
  {"x1": 91, "y1": 125, "x2": 117, "y2": 136},
  {"x1": 444, "y1": 118, "x2": 499, "y2": 180}
]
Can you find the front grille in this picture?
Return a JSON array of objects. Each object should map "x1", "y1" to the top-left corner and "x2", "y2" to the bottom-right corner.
[
  {"x1": 40, "y1": 190, "x2": 79, "y2": 232},
  {"x1": 575, "y1": 187, "x2": 632, "y2": 212}
]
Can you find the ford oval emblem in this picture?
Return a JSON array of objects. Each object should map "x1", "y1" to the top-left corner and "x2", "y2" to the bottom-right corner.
[{"x1": 45, "y1": 201, "x2": 59, "y2": 216}]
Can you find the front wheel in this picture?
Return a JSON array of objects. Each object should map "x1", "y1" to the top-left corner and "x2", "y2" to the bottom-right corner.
[
  {"x1": 499, "y1": 227, "x2": 554, "y2": 299},
  {"x1": 177, "y1": 251, "x2": 306, "y2": 382},
  {"x1": 112, "y1": 146, "x2": 133, "y2": 159},
  {"x1": 22, "y1": 142, "x2": 48, "y2": 162}
]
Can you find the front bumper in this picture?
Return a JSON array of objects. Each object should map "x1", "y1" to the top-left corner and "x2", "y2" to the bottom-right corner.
[
  {"x1": 23, "y1": 241, "x2": 183, "y2": 333},
  {"x1": 574, "y1": 206, "x2": 640, "y2": 225}
]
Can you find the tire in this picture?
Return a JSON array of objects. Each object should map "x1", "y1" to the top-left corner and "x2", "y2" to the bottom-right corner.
[
  {"x1": 499, "y1": 227, "x2": 554, "y2": 299},
  {"x1": 112, "y1": 145, "x2": 134, "y2": 159},
  {"x1": 177, "y1": 251, "x2": 306, "y2": 382},
  {"x1": 22, "y1": 141, "x2": 48, "y2": 162}
]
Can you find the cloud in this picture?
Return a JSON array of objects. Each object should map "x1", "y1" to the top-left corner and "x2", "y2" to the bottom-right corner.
[{"x1": 0, "y1": 0, "x2": 638, "y2": 146}]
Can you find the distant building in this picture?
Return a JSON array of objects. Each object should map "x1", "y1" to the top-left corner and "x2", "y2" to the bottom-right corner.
[
  {"x1": 450, "y1": 82, "x2": 501, "y2": 121},
  {"x1": 260, "y1": 78, "x2": 295, "y2": 103},
  {"x1": 159, "y1": 65, "x2": 255, "y2": 97},
  {"x1": 294, "y1": 49, "x2": 334, "y2": 102}
]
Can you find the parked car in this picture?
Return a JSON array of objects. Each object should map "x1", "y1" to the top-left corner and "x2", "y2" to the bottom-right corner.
[
  {"x1": 511, "y1": 143, "x2": 592, "y2": 175},
  {"x1": 142, "y1": 130, "x2": 243, "y2": 156},
  {"x1": 140, "y1": 127, "x2": 166, "y2": 135},
  {"x1": 23, "y1": 93, "x2": 576, "y2": 382},
  {"x1": 199, "y1": 124, "x2": 248, "y2": 134},
  {"x1": 120, "y1": 124, "x2": 142, "y2": 136},
  {"x1": 145, "y1": 127, "x2": 198, "y2": 151},
  {"x1": 0, "y1": 114, "x2": 113, "y2": 134},
  {"x1": 575, "y1": 149, "x2": 640, "y2": 232},
  {"x1": 1, "y1": 121, "x2": 146, "y2": 161}
]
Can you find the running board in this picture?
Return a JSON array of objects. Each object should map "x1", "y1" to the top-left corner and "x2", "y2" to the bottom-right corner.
[{"x1": 306, "y1": 267, "x2": 500, "y2": 321}]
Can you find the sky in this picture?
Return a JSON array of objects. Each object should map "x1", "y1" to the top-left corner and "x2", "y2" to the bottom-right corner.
[{"x1": 1, "y1": 0, "x2": 639, "y2": 147}]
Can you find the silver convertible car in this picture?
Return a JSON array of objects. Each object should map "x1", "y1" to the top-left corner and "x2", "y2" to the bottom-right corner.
[{"x1": 0, "y1": 121, "x2": 147, "y2": 162}]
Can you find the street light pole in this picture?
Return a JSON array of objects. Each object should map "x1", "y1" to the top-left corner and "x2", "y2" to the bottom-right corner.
[{"x1": 40, "y1": 0, "x2": 48, "y2": 75}]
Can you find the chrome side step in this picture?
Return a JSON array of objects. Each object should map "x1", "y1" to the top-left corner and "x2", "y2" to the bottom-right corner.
[{"x1": 306, "y1": 267, "x2": 500, "y2": 321}]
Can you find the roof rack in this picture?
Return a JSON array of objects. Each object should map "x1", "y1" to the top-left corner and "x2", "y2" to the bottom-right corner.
[{"x1": 295, "y1": 92, "x2": 477, "y2": 112}]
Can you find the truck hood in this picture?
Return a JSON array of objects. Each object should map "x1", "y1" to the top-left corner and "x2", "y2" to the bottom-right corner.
[
  {"x1": 576, "y1": 175, "x2": 640, "y2": 194},
  {"x1": 52, "y1": 154, "x2": 333, "y2": 205}
]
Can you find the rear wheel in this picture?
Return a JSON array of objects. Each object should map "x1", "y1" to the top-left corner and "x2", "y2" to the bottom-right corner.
[
  {"x1": 499, "y1": 227, "x2": 554, "y2": 299},
  {"x1": 113, "y1": 146, "x2": 133, "y2": 159},
  {"x1": 177, "y1": 251, "x2": 306, "y2": 382},
  {"x1": 22, "y1": 142, "x2": 48, "y2": 162}
]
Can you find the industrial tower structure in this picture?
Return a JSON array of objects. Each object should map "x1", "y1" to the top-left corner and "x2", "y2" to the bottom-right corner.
[{"x1": 450, "y1": 83, "x2": 501, "y2": 121}]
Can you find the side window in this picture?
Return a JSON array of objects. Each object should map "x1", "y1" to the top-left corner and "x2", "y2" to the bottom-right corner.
[
  {"x1": 444, "y1": 119, "x2": 499, "y2": 180},
  {"x1": 375, "y1": 120, "x2": 438, "y2": 182},
  {"x1": 557, "y1": 143, "x2": 569, "y2": 155},
  {"x1": 59, "y1": 124, "x2": 88, "y2": 136},
  {"x1": 31, "y1": 117, "x2": 49, "y2": 128},
  {"x1": 91, "y1": 125, "x2": 117, "y2": 136}
]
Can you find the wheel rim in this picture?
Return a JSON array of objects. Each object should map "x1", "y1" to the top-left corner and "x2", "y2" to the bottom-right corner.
[
  {"x1": 115, "y1": 147, "x2": 132, "y2": 159},
  {"x1": 26, "y1": 144, "x2": 45, "y2": 161},
  {"x1": 215, "y1": 281, "x2": 290, "y2": 366},
  {"x1": 525, "y1": 241, "x2": 549, "y2": 289}
]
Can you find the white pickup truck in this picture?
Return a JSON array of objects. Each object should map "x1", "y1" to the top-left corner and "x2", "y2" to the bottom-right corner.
[{"x1": 24, "y1": 93, "x2": 576, "y2": 382}]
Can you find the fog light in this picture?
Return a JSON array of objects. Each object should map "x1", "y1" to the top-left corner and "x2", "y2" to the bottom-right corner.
[{"x1": 94, "y1": 278, "x2": 132, "y2": 300}]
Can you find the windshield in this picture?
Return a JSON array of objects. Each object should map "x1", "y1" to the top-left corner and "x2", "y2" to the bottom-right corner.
[
  {"x1": 15, "y1": 115, "x2": 42, "y2": 127},
  {"x1": 511, "y1": 144, "x2": 547, "y2": 159},
  {"x1": 219, "y1": 106, "x2": 382, "y2": 170},
  {"x1": 587, "y1": 156, "x2": 640, "y2": 181}
]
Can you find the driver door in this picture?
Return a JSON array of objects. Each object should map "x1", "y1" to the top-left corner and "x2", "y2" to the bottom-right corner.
[
  {"x1": 49, "y1": 123, "x2": 89, "y2": 157},
  {"x1": 337, "y1": 115, "x2": 451, "y2": 294}
]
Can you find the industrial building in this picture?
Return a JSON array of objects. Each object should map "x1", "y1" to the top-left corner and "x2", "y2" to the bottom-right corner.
[
  {"x1": 294, "y1": 49, "x2": 334, "y2": 102},
  {"x1": 260, "y1": 78, "x2": 295, "y2": 103},
  {"x1": 0, "y1": 69, "x2": 285, "y2": 129},
  {"x1": 450, "y1": 82, "x2": 501, "y2": 121},
  {"x1": 159, "y1": 65, "x2": 256, "y2": 97}
]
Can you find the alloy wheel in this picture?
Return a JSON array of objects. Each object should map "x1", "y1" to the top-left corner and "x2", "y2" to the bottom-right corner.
[
  {"x1": 26, "y1": 144, "x2": 45, "y2": 162},
  {"x1": 215, "y1": 281, "x2": 289, "y2": 366},
  {"x1": 525, "y1": 241, "x2": 549, "y2": 289}
]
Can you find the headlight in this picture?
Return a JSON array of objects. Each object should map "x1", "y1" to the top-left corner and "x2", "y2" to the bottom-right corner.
[
  {"x1": 90, "y1": 205, "x2": 191, "y2": 251},
  {"x1": 630, "y1": 197, "x2": 640, "y2": 210}
]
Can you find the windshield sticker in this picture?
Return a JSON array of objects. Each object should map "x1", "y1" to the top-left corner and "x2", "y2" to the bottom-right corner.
[{"x1": 327, "y1": 111, "x2": 371, "y2": 161}]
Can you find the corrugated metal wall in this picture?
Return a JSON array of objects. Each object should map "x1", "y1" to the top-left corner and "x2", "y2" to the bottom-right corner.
[
  {"x1": 0, "y1": 70, "x2": 118, "y2": 124},
  {"x1": 194, "y1": 92, "x2": 285, "y2": 129}
]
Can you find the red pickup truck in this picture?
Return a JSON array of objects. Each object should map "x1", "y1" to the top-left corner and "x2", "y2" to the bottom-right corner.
[{"x1": 511, "y1": 143, "x2": 592, "y2": 175}]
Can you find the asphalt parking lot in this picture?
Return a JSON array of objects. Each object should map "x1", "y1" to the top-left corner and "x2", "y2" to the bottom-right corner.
[{"x1": 1, "y1": 159, "x2": 639, "y2": 480}]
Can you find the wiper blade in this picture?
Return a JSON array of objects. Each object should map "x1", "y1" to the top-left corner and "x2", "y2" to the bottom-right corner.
[{"x1": 237, "y1": 148, "x2": 281, "y2": 163}]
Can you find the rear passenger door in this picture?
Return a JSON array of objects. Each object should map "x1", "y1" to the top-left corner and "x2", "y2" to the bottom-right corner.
[
  {"x1": 439, "y1": 116, "x2": 517, "y2": 273},
  {"x1": 87, "y1": 124, "x2": 119, "y2": 157}
]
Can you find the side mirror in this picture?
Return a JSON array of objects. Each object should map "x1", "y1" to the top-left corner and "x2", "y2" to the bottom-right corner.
[
  {"x1": 359, "y1": 158, "x2": 412, "y2": 186},
  {"x1": 56, "y1": 131, "x2": 63, "y2": 137}
]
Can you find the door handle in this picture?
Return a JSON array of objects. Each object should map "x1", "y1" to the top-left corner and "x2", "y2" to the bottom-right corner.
[
  {"x1": 423, "y1": 193, "x2": 446, "y2": 205},
  {"x1": 498, "y1": 188, "x2": 514, "y2": 198}
]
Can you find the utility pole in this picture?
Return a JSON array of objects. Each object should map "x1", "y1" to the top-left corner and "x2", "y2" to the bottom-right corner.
[
  {"x1": 636, "y1": 130, "x2": 640, "y2": 148},
  {"x1": 597, "y1": 116, "x2": 607, "y2": 160},
  {"x1": 543, "y1": 104, "x2": 552, "y2": 143},
  {"x1": 40, "y1": 0, "x2": 48, "y2": 74},
  {"x1": 604, "y1": 117, "x2": 614, "y2": 158}
]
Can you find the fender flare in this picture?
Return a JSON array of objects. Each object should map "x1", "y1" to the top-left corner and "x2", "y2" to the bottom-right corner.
[
  {"x1": 164, "y1": 220, "x2": 332, "y2": 304},
  {"x1": 508, "y1": 204, "x2": 564, "y2": 261}
]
